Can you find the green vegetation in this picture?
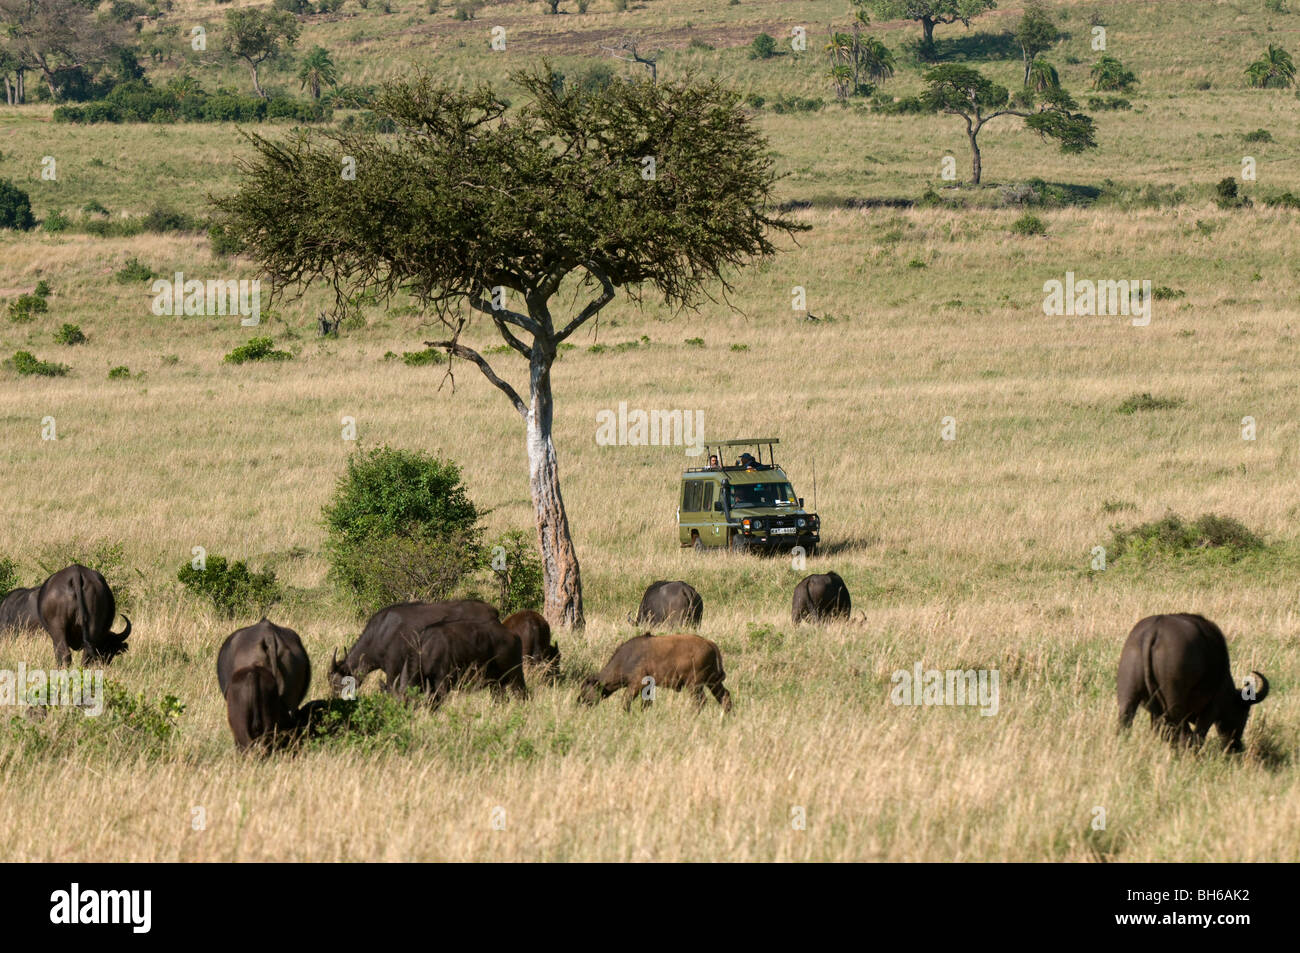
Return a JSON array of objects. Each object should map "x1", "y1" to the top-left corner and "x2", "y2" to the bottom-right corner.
[{"x1": 177, "y1": 555, "x2": 281, "y2": 618}]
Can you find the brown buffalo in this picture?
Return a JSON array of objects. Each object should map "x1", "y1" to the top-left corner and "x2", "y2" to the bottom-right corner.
[
  {"x1": 580, "y1": 633, "x2": 731, "y2": 712},
  {"x1": 0, "y1": 586, "x2": 42, "y2": 634},
  {"x1": 1117, "y1": 613, "x2": 1269, "y2": 752},
  {"x1": 217, "y1": 618, "x2": 312, "y2": 750},
  {"x1": 36, "y1": 564, "x2": 131, "y2": 665},
  {"x1": 327, "y1": 599, "x2": 500, "y2": 695},
  {"x1": 792, "y1": 571, "x2": 851, "y2": 624},
  {"x1": 502, "y1": 610, "x2": 560, "y2": 666},
  {"x1": 633, "y1": 581, "x2": 703, "y2": 628}
]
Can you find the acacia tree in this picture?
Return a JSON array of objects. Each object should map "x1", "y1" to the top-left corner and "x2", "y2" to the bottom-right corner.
[
  {"x1": 852, "y1": 1, "x2": 997, "y2": 55},
  {"x1": 0, "y1": 0, "x2": 128, "y2": 99},
  {"x1": 215, "y1": 70, "x2": 803, "y2": 628},
  {"x1": 1014, "y1": 0, "x2": 1058, "y2": 87},
  {"x1": 921, "y1": 64, "x2": 1096, "y2": 184},
  {"x1": 223, "y1": 7, "x2": 299, "y2": 99}
]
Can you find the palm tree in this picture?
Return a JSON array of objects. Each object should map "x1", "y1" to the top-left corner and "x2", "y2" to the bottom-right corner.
[
  {"x1": 1090, "y1": 55, "x2": 1137, "y2": 92},
  {"x1": 824, "y1": 31, "x2": 855, "y2": 99},
  {"x1": 860, "y1": 37, "x2": 895, "y2": 84},
  {"x1": 1028, "y1": 57, "x2": 1059, "y2": 93},
  {"x1": 829, "y1": 62, "x2": 854, "y2": 99},
  {"x1": 297, "y1": 46, "x2": 338, "y2": 101},
  {"x1": 1246, "y1": 45, "x2": 1296, "y2": 88}
]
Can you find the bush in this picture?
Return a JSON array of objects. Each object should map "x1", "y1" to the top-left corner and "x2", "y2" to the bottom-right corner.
[
  {"x1": 7, "y1": 294, "x2": 48, "y2": 323},
  {"x1": 1215, "y1": 176, "x2": 1245, "y2": 209},
  {"x1": 1109, "y1": 513, "x2": 1265, "y2": 562},
  {"x1": 208, "y1": 223, "x2": 244, "y2": 257},
  {"x1": 114, "y1": 257, "x2": 156, "y2": 283},
  {"x1": 489, "y1": 530, "x2": 543, "y2": 615},
  {"x1": 0, "y1": 556, "x2": 19, "y2": 601},
  {"x1": 1243, "y1": 128, "x2": 1274, "y2": 143},
  {"x1": 42, "y1": 210, "x2": 72, "y2": 233},
  {"x1": 1090, "y1": 55, "x2": 1137, "y2": 92},
  {"x1": 223, "y1": 337, "x2": 293, "y2": 364},
  {"x1": 0, "y1": 180, "x2": 35, "y2": 231},
  {"x1": 402, "y1": 347, "x2": 445, "y2": 366},
  {"x1": 6, "y1": 351, "x2": 68, "y2": 377},
  {"x1": 107, "y1": 365, "x2": 132, "y2": 380},
  {"x1": 770, "y1": 94, "x2": 824, "y2": 113},
  {"x1": 1264, "y1": 190, "x2": 1300, "y2": 209},
  {"x1": 750, "y1": 33, "x2": 778, "y2": 60},
  {"x1": 143, "y1": 206, "x2": 200, "y2": 233},
  {"x1": 1086, "y1": 96, "x2": 1131, "y2": 110},
  {"x1": 1117, "y1": 392, "x2": 1183, "y2": 414},
  {"x1": 1011, "y1": 213, "x2": 1046, "y2": 236},
  {"x1": 322, "y1": 447, "x2": 482, "y2": 610},
  {"x1": 177, "y1": 555, "x2": 281, "y2": 618},
  {"x1": 53, "y1": 324, "x2": 86, "y2": 346}
]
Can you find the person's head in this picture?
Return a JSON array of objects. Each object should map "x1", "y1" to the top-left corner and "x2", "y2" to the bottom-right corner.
[
  {"x1": 740, "y1": 452, "x2": 756, "y2": 467},
  {"x1": 709, "y1": 454, "x2": 719, "y2": 466}
]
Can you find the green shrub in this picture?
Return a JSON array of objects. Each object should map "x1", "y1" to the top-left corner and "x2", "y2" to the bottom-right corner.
[
  {"x1": 6, "y1": 351, "x2": 68, "y2": 377},
  {"x1": 33, "y1": 280, "x2": 50, "y2": 298},
  {"x1": 1243, "y1": 128, "x2": 1273, "y2": 143},
  {"x1": 1215, "y1": 176, "x2": 1246, "y2": 209},
  {"x1": 1109, "y1": 512, "x2": 1265, "y2": 562},
  {"x1": 223, "y1": 337, "x2": 293, "y2": 364},
  {"x1": 1265, "y1": 190, "x2": 1300, "y2": 209},
  {"x1": 7, "y1": 294, "x2": 48, "y2": 323},
  {"x1": 0, "y1": 556, "x2": 19, "y2": 601},
  {"x1": 177, "y1": 555, "x2": 282, "y2": 618},
  {"x1": 322, "y1": 446, "x2": 482, "y2": 610},
  {"x1": 750, "y1": 33, "x2": 778, "y2": 60},
  {"x1": 684, "y1": 337, "x2": 704, "y2": 347},
  {"x1": 1090, "y1": 55, "x2": 1138, "y2": 92},
  {"x1": 41, "y1": 210, "x2": 72, "y2": 233},
  {"x1": 53, "y1": 324, "x2": 86, "y2": 346},
  {"x1": 299, "y1": 693, "x2": 415, "y2": 753},
  {"x1": 208, "y1": 223, "x2": 244, "y2": 257},
  {"x1": 1151, "y1": 286, "x2": 1185, "y2": 300},
  {"x1": 402, "y1": 347, "x2": 445, "y2": 366},
  {"x1": 107, "y1": 365, "x2": 132, "y2": 380},
  {"x1": 1011, "y1": 213, "x2": 1046, "y2": 236},
  {"x1": 489, "y1": 530, "x2": 543, "y2": 615},
  {"x1": 114, "y1": 257, "x2": 156, "y2": 283},
  {"x1": 0, "y1": 180, "x2": 35, "y2": 231}
]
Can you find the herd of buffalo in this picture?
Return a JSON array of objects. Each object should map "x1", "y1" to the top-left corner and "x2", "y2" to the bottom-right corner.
[{"x1": 0, "y1": 563, "x2": 1275, "y2": 754}]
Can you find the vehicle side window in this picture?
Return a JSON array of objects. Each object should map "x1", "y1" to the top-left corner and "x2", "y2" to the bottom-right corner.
[
  {"x1": 682, "y1": 481, "x2": 703, "y2": 512},
  {"x1": 701, "y1": 483, "x2": 714, "y2": 511}
]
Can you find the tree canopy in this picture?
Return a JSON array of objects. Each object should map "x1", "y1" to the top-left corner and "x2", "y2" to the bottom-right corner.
[
  {"x1": 852, "y1": 1, "x2": 997, "y2": 53},
  {"x1": 215, "y1": 68, "x2": 804, "y2": 626}
]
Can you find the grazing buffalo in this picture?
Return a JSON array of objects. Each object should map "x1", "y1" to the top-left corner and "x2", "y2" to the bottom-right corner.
[
  {"x1": 633, "y1": 581, "x2": 703, "y2": 628},
  {"x1": 580, "y1": 633, "x2": 731, "y2": 712},
  {"x1": 36, "y1": 564, "x2": 131, "y2": 665},
  {"x1": 502, "y1": 610, "x2": 560, "y2": 666},
  {"x1": 791, "y1": 571, "x2": 852, "y2": 624},
  {"x1": 1117, "y1": 613, "x2": 1269, "y2": 752},
  {"x1": 217, "y1": 619, "x2": 312, "y2": 751},
  {"x1": 327, "y1": 598, "x2": 500, "y2": 695},
  {"x1": 384, "y1": 620, "x2": 528, "y2": 706},
  {"x1": 0, "y1": 586, "x2": 42, "y2": 633}
]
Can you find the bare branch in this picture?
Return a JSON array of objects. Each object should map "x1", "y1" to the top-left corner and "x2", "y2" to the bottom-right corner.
[
  {"x1": 425, "y1": 339, "x2": 528, "y2": 417},
  {"x1": 555, "y1": 262, "x2": 616, "y2": 342}
]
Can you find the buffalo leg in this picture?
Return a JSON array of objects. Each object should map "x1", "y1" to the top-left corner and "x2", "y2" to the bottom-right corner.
[{"x1": 711, "y1": 683, "x2": 733, "y2": 713}]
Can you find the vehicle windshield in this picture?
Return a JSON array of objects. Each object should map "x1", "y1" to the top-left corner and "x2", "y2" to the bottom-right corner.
[{"x1": 726, "y1": 482, "x2": 796, "y2": 509}]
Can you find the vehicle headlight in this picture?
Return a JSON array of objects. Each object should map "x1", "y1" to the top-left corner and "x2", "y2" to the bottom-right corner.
[
  {"x1": 751, "y1": 519, "x2": 763, "y2": 531},
  {"x1": 797, "y1": 518, "x2": 806, "y2": 528}
]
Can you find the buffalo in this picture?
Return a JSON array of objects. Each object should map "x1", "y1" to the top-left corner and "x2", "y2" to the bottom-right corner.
[
  {"x1": 1117, "y1": 613, "x2": 1269, "y2": 752},
  {"x1": 502, "y1": 610, "x2": 560, "y2": 667},
  {"x1": 580, "y1": 633, "x2": 731, "y2": 712},
  {"x1": 327, "y1": 598, "x2": 500, "y2": 695},
  {"x1": 791, "y1": 571, "x2": 851, "y2": 624},
  {"x1": 633, "y1": 581, "x2": 703, "y2": 628},
  {"x1": 217, "y1": 618, "x2": 312, "y2": 750},
  {"x1": 0, "y1": 586, "x2": 42, "y2": 634},
  {"x1": 36, "y1": 564, "x2": 131, "y2": 665}
]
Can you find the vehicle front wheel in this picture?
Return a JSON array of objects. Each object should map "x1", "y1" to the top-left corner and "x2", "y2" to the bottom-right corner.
[
  {"x1": 730, "y1": 533, "x2": 747, "y2": 553},
  {"x1": 692, "y1": 534, "x2": 705, "y2": 552}
]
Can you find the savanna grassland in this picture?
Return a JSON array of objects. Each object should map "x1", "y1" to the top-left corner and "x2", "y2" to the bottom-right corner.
[{"x1": 2, "y1": 0, "x2": 1300, "y2": 861}]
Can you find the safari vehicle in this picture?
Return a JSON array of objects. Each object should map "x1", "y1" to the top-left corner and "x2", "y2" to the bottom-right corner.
[{"x1": 678, "y1": 438, "x2": 820, "y2": 554}]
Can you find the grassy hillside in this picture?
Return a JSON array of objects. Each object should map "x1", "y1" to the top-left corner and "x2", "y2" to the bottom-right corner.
[{"x1": 1, "y1": 0, "x2": 1298, "y2": 861}]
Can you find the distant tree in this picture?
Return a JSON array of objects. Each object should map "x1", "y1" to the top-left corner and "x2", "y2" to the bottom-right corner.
[
  {"x1": 222, "y1": 7, "x2": 300, "y2": 100},
  {"x1": 0, "y1": 179, "x2": 35, "y2": 231},
  {"x1": 215, "y1": 69, "x2": 804, "y2": 628},
  {"x1": 1015, "y1": 0, "x2": 1058, "y2": 86},
  {"x1": 1090, "y1": 55, "x2": 1137, "y2": 91},
  {"x1": 1246, "y1": 45, "x2": 1296, "y2": 88},
  {"x1": 297, "y1": 46, "x2": 337, "y2": 100},
  {"x1": 861, "y1": 35, "x2": 896, "y2": 83},
  {"x1": 545, "y1": 0, "x2": 566, "y2": 12},
  {"x1": 921, "y1": 64, "x2": 1096, "y2": 184},
  {"x1": 0, "y1": 0, "x2": 130, "y2": 100},
  {"x1": 826, "y1": 25, "x2": 894, "y2": 98},
  {"x1": 851, "y1": 1, "x2": 997, "y2": 56}
]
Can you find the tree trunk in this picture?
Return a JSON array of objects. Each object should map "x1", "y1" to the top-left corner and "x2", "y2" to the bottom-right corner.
[
  {"x1": 250, "y1": 64, "x2": 266, "y2": 99},
  {"x1": 1022, "y1": 47, "x2": 1031, "y2": 86},
  {"x1": 969, "y1": 129, "x2": 982, "y2": 185},
  {"x1": 4, "y1": 77, "x2": 11, "y2": 106},
  {"x1": 921, "y1": 16, "x2": 936, "y2": 47},
  {"x1": 526, "y1": 351, "x2": 584, "y2": 628}
]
